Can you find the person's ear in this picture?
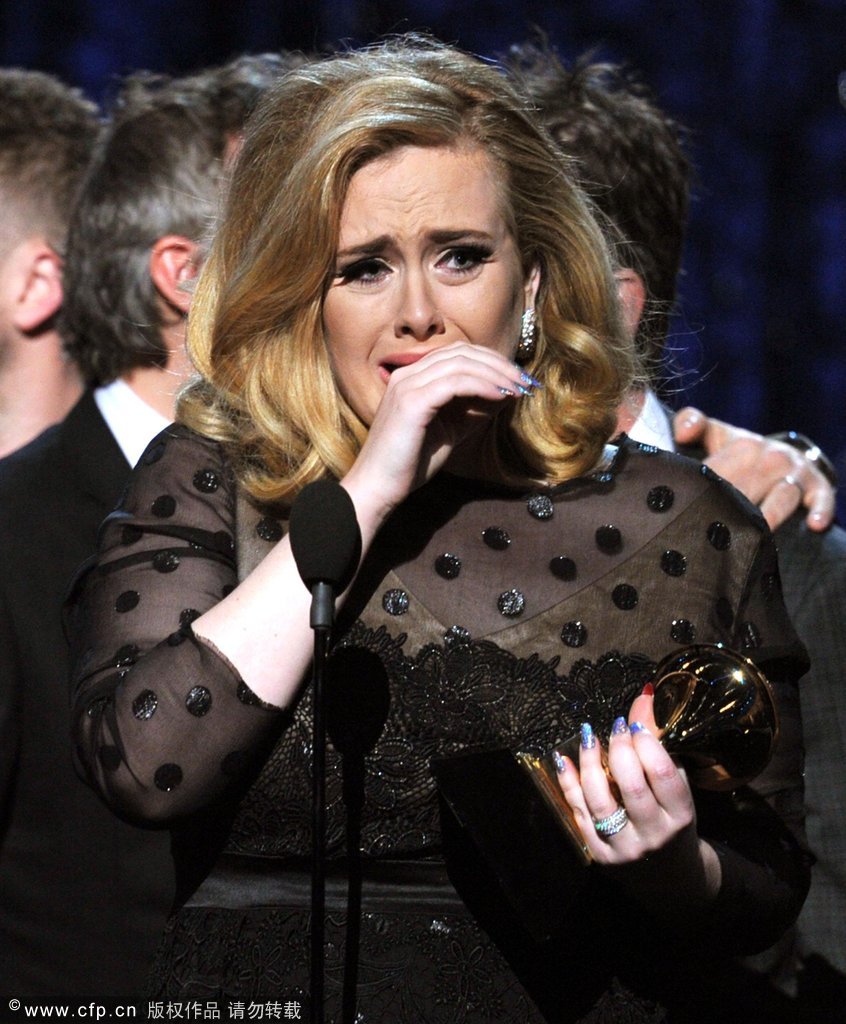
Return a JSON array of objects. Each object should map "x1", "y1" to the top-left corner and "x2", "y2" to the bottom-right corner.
[
  {"x1": 523, "y1": 262, "x2": 541, "y2": 310},
  {"x1": 10, "y1": 242, "x2": 63, "y2": 334},
  {"x1": 149, "y1": 235, "x2": 201, "y2": 316},
  {"x1": 615, "y1": 268, "x2": 646, "y2": 339}
]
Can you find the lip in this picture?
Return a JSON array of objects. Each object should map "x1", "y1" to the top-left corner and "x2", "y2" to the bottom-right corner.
[{"x1": 378, "y1": 349, "x2": 438, "y2": 382}]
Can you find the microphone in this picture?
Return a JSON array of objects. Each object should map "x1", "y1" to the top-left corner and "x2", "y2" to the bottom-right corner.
[{"x1": 289, "y1": 479, "x2": 361, "y2": 630}]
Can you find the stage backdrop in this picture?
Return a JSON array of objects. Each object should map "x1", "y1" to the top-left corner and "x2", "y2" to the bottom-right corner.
[{"x1": 2, "y1": 0, "x2": 844, "y2": 520}]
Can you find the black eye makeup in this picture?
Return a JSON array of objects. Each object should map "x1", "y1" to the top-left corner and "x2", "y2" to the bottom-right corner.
[
  {"x1": 438, "y1": 244, "x2": 493, "y2": 273},
  {"x1": 334, "y1": 257, "x2": 389, "y2": 285}
]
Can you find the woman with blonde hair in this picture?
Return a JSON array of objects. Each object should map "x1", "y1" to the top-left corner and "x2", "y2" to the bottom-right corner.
[{"x1": 69, "y1": 37, "x2": 808, "y2": 1022}]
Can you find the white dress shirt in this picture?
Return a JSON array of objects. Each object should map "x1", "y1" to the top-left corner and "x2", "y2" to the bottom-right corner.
[
  {"x1": 94, "y1": 377, "x2": 171, "y2": 468},
  {"x1": 625, "y1": 388, "x2": 675, "y2": 452}
]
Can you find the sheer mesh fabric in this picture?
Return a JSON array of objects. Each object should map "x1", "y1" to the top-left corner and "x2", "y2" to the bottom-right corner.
[{"x1": 68, "y1": 427, "x2": 809, "y2": 1021}]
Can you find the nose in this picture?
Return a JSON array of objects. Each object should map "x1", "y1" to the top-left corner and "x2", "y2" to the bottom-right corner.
[{"x1": 394, "y1": 269, "x2": 445, "y2": 340}]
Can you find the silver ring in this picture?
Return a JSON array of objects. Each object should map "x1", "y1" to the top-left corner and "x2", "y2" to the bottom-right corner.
[
  {"x1": 782, "y1": 474, "x2": 805, "y2": 499},
  {"x1": 593, "y1": 806, "x2": 629, "y2": 836}
]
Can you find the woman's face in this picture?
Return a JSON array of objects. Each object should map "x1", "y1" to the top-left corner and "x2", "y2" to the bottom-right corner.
[{"x1": 323, "y1": 144, "x2": 540, "y2": 425}]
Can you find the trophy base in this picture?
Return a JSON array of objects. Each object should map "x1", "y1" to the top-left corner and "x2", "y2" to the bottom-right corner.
[{"x1": 432, "y1": 747, "x2": 590, "y2": 943}]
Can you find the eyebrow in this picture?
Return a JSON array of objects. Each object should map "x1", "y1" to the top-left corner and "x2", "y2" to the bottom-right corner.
[{"x1": 335, "y1": 228, "x2": 496, "y2": 260}]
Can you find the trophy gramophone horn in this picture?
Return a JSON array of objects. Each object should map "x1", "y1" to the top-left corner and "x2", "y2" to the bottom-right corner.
[{"x1": 648, "y1": 643, "x2": 779, "y2": 790}]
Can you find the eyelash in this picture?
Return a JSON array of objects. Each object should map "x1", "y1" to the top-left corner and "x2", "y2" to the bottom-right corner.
[
  {"x1": 440, "y1": 244, "x2": 492, "y2": 273},
  {"x1": 336, "y1": 258, "x2": 387, "y2": 285},
  {"x1": 336, "y1": 244, "x2": 492, "y2": 285}
]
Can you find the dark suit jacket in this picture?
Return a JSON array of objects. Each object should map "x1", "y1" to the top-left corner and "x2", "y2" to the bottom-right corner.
[
  {"x1": 775, "y1": 516, "x2": 846, "y2": 992},
  {"x1": 0, "y1": 391, "x2": 174, "y2": 1002},
  {"x1": 672, "y1": 410, "x2": 846, "y2": 1014}
]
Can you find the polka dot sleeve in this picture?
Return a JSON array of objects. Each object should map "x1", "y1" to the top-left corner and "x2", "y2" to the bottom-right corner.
[{"x1": 68, "y1": 425, "x2": 285, "y2": 825}]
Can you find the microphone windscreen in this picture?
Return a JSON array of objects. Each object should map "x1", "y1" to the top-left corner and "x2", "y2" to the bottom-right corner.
[{"x1": 289, "y1": 479, "x2": 361, "y2": 592}]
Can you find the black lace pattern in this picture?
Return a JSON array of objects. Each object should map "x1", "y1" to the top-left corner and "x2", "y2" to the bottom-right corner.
[
  {"x1": 149, "y1": 903, "x2": 546, "y2": 1021},
  {"x1": 225, "y1": 622, "x2": 656, "y2": 860}
]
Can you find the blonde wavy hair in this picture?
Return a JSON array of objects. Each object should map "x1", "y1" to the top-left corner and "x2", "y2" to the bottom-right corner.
[{"x1": 180, "y1": 36, "x2": 641, "y2": 506}]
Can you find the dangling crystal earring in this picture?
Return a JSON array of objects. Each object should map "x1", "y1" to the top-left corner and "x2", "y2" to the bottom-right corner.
[{"x1": 516, "y1": 308, "x2": 537, "y2": 363}]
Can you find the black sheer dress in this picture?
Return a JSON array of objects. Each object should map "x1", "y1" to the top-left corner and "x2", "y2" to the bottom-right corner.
[{"x1": 68, "y1": 427, "x2": 810, "y2": 1022}]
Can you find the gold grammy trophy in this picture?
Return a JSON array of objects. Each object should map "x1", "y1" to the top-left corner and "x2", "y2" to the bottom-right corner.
[
  {"x1": 515, "y1": 643, "x2": 780, "y2": 866},
  {"x1": 432, "y1": 642, "x2": 779, "y2": 941}
]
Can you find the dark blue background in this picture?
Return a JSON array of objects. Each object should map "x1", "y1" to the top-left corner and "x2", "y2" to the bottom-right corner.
[{"x1": 3, "y1": 0, "x2": 844, "y2": 519}]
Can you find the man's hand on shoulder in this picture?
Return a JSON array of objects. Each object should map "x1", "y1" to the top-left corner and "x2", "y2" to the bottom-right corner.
[{"x1": 673, "y1": 406, "x2": 836, "y2": 532}]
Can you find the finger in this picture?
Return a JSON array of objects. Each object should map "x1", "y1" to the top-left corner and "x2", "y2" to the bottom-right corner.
[
  {"x1": 800, "y1": 471, "x2": 836, "y2": 532},
  {"x1": 391, "y1": 353, "x2": 537, "y2": 405},
  {"x1": 602, "y1": 719, "x2": 650, "y2": 824},
  {"x1": 749, "y1": 443, "x2": 824, "y2": 529},
  {"x1": 627, "y1": 683, "x2": 658, "y2": 735},
  {"x1": 379, "y1": 370, "x2": 519, "y2": 438},
  {"x1": 553, "y1": 751, "x2": 610, "y2": 860},
  {"x1": 395, "y1": 341, "x2": 533, "y2": 387},
  {"x1": 758, "y1": 474, "x2": 805, "y2": 530},
  {"x1": 672, "y1": 406, "x2": 709, "y2": 447},
  {"x1": 392, "y1": 354, "x2": 521, "y2": 395},
  {"x1": 627, "y1": 722, "x2": 693, "y2": 822},
  {"x1": 576, "y1": 722, "x2": 621, "y2": 823},
  {"x1": 736, "y1": 442, "x2": 835, "y2": 531}
]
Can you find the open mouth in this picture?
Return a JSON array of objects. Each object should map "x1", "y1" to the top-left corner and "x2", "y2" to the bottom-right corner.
[{"x1": 379, "y1": 352, "x2": 431, "y2": 381}]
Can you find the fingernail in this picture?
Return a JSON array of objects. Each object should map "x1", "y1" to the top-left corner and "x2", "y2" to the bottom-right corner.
[
  {"x1": 630, "y1": 721, "x2": 647, "y2": 735},
  {"x1": 520, "y1": 371, "x2": 543, "y2": 388},
  {"x1": 498, "y1": 387, "x2": 515, "y2": 397},
  {"x1": 516, "y1": 384, "x2": 535, "y2": 397},
  {"x1": 641, "y1": 682, "x2": 654, "y2": 697},
  {"x1": 612, "y1": 716, "x2": 628, "y2": 736},
  {"x1": 580, "y1": 722, "x2": 596, "y2": 750},
  {"x1": 552, "y1": 750, "x2": 567, "y2": 774}
]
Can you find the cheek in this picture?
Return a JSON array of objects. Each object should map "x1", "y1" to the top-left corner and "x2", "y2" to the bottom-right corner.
[
  {"x1": 325, "y1": 343, "x2": 362, "y2": 407},
  {"x1": 323, "y1": 297, "x2": 359, "y2": 375},
  {"x1": 323, "y1": 289, "x2": 375, "y2": 359},
  {"x1": 323, "y1": 304, "x2": 380, "y2": 422},
  {"x1": 321, "y1": 292, "x2": 344, "y2": 355},
  {"x1": 468, "y1": 276, "x2": 524, "y2": 355}
]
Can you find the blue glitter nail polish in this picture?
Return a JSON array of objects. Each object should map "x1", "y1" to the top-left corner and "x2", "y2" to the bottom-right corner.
[
  {"x1": 580, "y1": 722, "x2": 596, "y2": 750},
  {"x1": 552, "y1": 750, "x2": 567, "y2": 774},
  {"x1": 630, "y1": 721, "x2": 647, "y2": 735},
  {"x1": 612, "y1": 716, "x2": 628, "y2": 736}
]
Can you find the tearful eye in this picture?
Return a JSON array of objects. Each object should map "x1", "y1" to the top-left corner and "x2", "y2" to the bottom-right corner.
[{"x1": 337, "y1": 258, "x2": 389, "y2": 285}]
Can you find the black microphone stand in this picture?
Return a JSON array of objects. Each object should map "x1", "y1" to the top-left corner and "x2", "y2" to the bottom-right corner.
[
  {"x1": 289, "y1": 481, "x2": 361, "y2": 1024},
  {"x1": 309, "y1": 584, "x2": 333, "y2": 1024}
]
